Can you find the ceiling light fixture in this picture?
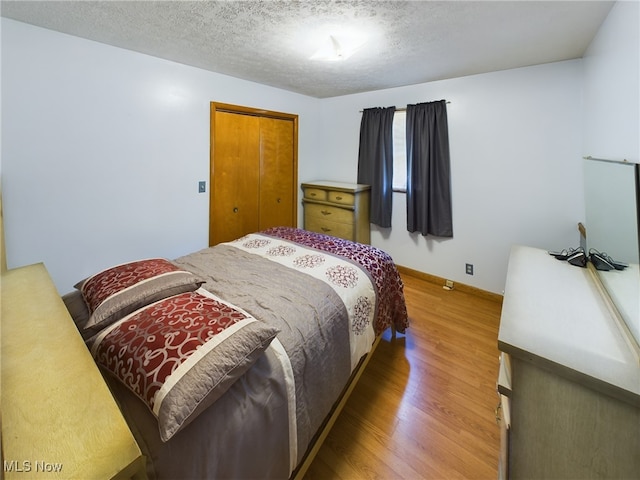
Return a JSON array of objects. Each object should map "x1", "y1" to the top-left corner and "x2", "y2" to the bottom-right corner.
[{"x1": 310, "y1": 31, "x2": 367, "y2": 61}]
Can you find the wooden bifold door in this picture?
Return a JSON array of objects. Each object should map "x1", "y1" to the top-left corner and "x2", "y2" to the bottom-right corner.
[{"x1": 209, "y1": 102, "x2": 298, "y2": 246}]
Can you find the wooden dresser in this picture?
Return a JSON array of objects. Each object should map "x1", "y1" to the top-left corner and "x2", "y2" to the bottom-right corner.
[
  {"x1": 301, "y1": 181, "x2": 370, "y2": 244},
  {"x1": 497, "y1": 246, "x2": 639, "y2": 479},
  {"x1": 1, "y1": 263, "x2": 146, "y2": 479}
]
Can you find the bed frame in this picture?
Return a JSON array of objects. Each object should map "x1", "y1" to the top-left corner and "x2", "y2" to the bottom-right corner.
[{"x1": 292, "y1": 334, "x2": 382, "y2": 479}]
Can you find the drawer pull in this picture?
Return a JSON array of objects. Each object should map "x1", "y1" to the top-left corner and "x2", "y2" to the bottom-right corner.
[
  {"x1": 321, "y1": 210, "x2": 332, "y2": 216},
  {"x1": 321, "y1": 227, "x2": 332, "y2": 232},
  {"x1": 335, "y1": 196, "x2": 343, "y2": 200},
  {"x1": 310, "y1": 192, "x2": 317, "y2": 197},
  {"x1": 233, "y1": 207, "x2": 239, "y2": 213}
]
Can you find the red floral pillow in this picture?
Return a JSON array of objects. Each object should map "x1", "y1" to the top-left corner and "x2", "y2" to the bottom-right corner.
[
  {"x1": 91, "y1": 290, "x2": 279, "y2": 441},
  {"x1": 76, "y1": 258, "x2": 203, "y2": 332}
]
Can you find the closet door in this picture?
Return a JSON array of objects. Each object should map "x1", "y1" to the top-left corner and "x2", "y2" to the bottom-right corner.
[
  {"x1": 209, "y1": 103, "x2": 298, "y2": 246},
  {"x1": 259, "y1": 116, "x2": 295, "y2": 230},
  {"x1": 210, "y1": 110, "x2": 260, "y2": 245}
]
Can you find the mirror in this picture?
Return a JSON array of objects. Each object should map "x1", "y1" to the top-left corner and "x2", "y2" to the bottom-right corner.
[{"x1": 584, "y1": 158, "x2": 640, "y2": 349}]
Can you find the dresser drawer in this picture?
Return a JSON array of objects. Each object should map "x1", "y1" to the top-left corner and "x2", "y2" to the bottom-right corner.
[
  {"x1": 328, "y1": 190, "x2": 355, "y2": 205},
  {"x1": 305, "y1": 203, "x2": 353, "y2": 224},
  {"x1": 303, "y1": 187, "x2": 327, "y2": 201},
  {"x1": 305, "y1": 216, "x2": 355, "y2": 240},
  {"x1": 497, "y1": 393, "x2": 511, "y2": 480},
  {"x1": 497, "y1": 352, "x2": 512, "y2": 396}
]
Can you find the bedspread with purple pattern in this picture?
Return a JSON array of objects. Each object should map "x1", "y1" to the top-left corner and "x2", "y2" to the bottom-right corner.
[{"x1": 262, "y1": 227, "x2": 409, "y2": 335}]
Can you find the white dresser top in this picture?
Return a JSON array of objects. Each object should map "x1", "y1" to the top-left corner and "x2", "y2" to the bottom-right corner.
[{"x1": 498, "y1": 245, "x2": 640, "y2": 404}]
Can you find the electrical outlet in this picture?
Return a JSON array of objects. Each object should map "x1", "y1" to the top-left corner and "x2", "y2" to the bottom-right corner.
[
  {"x1": 466, "y1": 263, "x2": 474, "y2": 275},
  {"x1": 198, "y1": 181, "x2": 206, "y2": 193},
  {"x1": 443, "y1": 279, "x2": 454, "y2": 291}
]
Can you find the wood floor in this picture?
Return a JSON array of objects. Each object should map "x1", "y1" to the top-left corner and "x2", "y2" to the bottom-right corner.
[{"x1": 304, "y1": 272, "x2": 503, "y2": 480}]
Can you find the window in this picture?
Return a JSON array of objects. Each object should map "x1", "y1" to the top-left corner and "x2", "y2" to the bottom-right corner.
[{"x1": 392, "y1": 110, "x2": 407, "y2": 191}]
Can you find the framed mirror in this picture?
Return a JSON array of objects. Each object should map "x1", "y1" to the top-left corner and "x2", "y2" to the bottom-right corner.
[{"x1": 583, "y1": 157, "x2": 640, "y2": 350}]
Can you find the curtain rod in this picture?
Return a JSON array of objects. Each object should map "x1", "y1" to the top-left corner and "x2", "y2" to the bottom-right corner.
[
  {"x1": 583, "y1": 155, "x2": 633, "y2": 165},
  {"x1": 360, "y1": 101, "x2": 450, "y2": 113}
]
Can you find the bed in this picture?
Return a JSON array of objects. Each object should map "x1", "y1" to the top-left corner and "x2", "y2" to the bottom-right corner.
[{"x1": 63, "y1": 226, "x2": 409, "y2": 479}]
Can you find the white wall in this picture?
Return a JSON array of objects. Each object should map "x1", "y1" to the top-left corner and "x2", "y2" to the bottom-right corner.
[
  {"x1": 318, "y1": 61, "x2": 584, "y2": 294},
  {"x1": 583, "y1": 0, "x2": 639, "y2": 162},
  {"x1": 1, "y1": 19, "x2": 321, "y2": 292}
]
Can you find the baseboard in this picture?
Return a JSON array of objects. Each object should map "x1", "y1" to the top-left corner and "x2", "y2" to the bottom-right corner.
[{"x1": 396, "y1": 265, "x2": 503, "y2": 304}]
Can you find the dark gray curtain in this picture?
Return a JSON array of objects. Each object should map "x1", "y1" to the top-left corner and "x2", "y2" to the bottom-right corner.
[
  {"x1": 406, "y1": 100, "x2": 453, "y2": 237},
  {"x1": 357, "y1": 107, "x2": 396, "y2": 228}
]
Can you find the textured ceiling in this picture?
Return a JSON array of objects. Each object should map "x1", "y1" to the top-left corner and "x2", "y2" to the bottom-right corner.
[{"x1": 1, "y1": 0, "x2": 614, "y2": 98}]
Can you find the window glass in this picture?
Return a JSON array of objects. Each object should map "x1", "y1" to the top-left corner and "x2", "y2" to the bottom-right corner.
[{"x1": 392, "y1": 111, "x2": 407, "y2": 191}]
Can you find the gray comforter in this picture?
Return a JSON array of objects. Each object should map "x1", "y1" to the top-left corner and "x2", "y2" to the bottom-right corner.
[{"x1": 109, "y1": 244, "x2": 353, "y2": 479}]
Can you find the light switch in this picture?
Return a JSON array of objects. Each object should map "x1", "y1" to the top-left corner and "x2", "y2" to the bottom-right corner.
[{"x1": 198, "y1": 181, "x2": 206, "y2": 193}]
